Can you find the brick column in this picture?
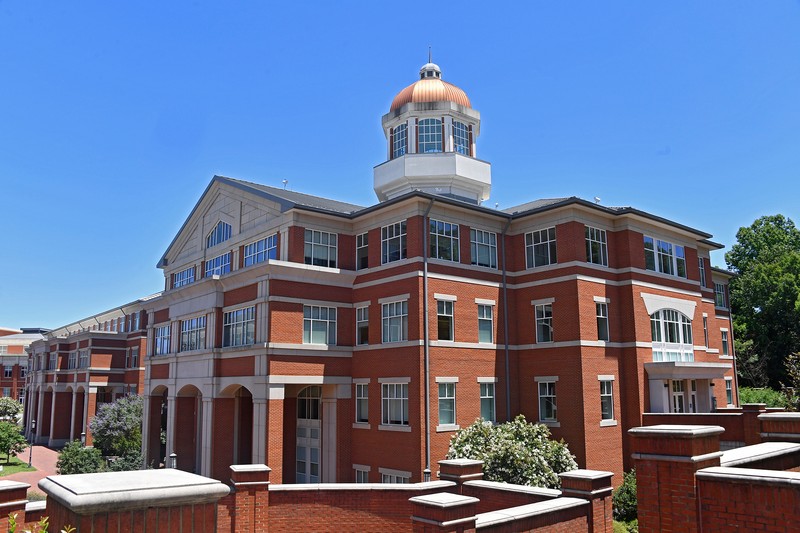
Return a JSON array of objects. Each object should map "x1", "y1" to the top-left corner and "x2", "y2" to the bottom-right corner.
[
  {"x1": 0, "y1": 480, "x2": 30, "y2": 531},
  {"x1": 629, "y1": 424, "x2": 724, "y2": 533},
  {"x1": 438, "y1": 459, "x2": 484, "y2": 494},
  {"x1": 742, "y1": 403, "x2": 766, "y2": 445},
  {"x1": 758, "y1": 412, "x2": 800, "y2": 443},
  {"x1": 409, "y1": 492, "x2": 478, "y2": 533},
  {"x1": 558, "y1": 469, "x2": 613, "y2": 533},
  {"x1": 229, "y1": 464, "x2": 271, "y2": 533}
]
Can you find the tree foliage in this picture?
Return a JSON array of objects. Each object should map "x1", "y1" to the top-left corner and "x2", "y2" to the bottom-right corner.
[
  {"x1": 88, "y1": 394, "x2": 143, "y2": 457},
  {"x1": 0, "y1": 421, "x2": 27, "y2": 462},
  {"x1": 613, "y1": 469, "x2": 638, "y2": 523},
  {"x1": 726, "y1": 215, "x2": 800, "y2": 388},
  {"x1": 56, "y1": 440, "x2": 104, "y2": 475},
  {"x1": 0, "y1": 397, "x2": 23, "y2": 420},
  {"x1": 447, "y1": 415, "x2": 577, "y2": 489}
]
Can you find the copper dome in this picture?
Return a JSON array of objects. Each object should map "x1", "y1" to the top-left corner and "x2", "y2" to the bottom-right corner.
[{"x1": 389, "y1": 63, "x2": 472, "y2": 112}]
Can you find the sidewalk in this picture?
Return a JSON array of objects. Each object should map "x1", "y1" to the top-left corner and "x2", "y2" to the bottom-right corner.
[{"x1": 5, "y1": 445, "x2": 60, "y2": 494}]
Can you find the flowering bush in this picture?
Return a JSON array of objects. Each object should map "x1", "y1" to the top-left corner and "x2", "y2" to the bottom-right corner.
[
  {"x1": 88, "y1": 394, "x2": 143, "y2": 457},
  {"x1": 447, "y1": 415, "x2": 577, "y2": 488}
]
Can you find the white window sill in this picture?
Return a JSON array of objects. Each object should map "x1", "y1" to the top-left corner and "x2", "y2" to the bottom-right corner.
[
  {"x1": 540, "y1": 420, "x2": 560, "y2": 428},
  {"x1": 378, "y1": 424, "x2": 411, "y2": 432},
  {"x1": 600, "y1": 419, "x2": 618, "y2": 427},
  {"x1": 436, "y1": 424, "x2": 460, "y2": 433},
  {"x1": 352, "y1": 422, "x2": 371, "y2": 430}
]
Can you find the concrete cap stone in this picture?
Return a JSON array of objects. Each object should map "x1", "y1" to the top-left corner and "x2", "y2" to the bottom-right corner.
[
  {"x1": 628, "y1": 424, "x2": 725, "y2": 438},
  {"x1": 230, "y1": 464, "x2": 270, "y2": 473},
  {"x1": 721, "y1": 442, "x2": 800, "y2": 467},
  {"x1": 559, "y1": 469, "x2": 614, "y2": 480},
  {"x1": 409, "y1": 492, "x2": 479, "y2": 508},
  {"x1": 758, "y1": 412, "x2": 800, "y2": 421}
]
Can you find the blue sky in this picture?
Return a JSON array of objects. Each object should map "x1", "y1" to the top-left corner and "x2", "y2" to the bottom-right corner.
[{"x1": 2, "y1": 2, "x2": 799, "y2": 329}]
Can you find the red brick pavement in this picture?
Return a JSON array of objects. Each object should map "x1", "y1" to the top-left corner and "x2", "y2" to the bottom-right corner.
[{"x1": 5, "y1": 446, "x2": 60, "y2": 495}]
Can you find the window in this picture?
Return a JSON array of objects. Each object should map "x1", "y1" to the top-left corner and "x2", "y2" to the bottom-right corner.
[
  {"x1": 478, "y1": 304, "x2": 493, "y2": 343},
  {"x1": 131, "y1": 312, "x2": 140, "y2": 331},
  {"x1": 596, "y1": 302, "x2": 609, "y2": 341},
  {"x1": 304, "y1": 229, "x2": 337, "y2": 268},
  {"x1": 173, "y1": 267, "x2": 195, "y2": 288},
  {"x1": 453, "y1": 121, "x2": 470, "y2": 155},
  {"x1": 129, "y1": 347, "x2": 139, "y2": 368},
  {"x1": 438, "y1": 382, "x2": 456, "y2": 425},
  {"x1": 437, "y1": 300, "x2": 454, "y2": 341},
  {"x1": 48, "y1": 353, "x2": 57, "y2": 370},
  {"x1": 726, "y1": 378, "x2": 733, "y2": 405},
  {"x1": 470, "y1": 229, "x2": 497, "y2": 268},
  {"x1": 600, "y1": 380, "x2": 614, "y2": 421},
  {"x1": 699, "y1": 257, "x2": 707, "y2": 287},
  {"x1": 721, "y1": 330, "x2": 729, "y2": 356},
  {"x1": 715, "y1": 283, "x2": 727, "y2": 308},
  {"x1": 19, "y1": 367, "x2": 26, "y2": 379},
  {"x1": 703, "y1": 316, "x2": 709, "y2": 347},
  {"x1": 480, "y1": 382, "x2": 495, "y2": 422},
  {"x1": 303, "y1": 305, "x2": 336, "y2": 345},
  {"x1": 78, "y1": 350, "x2": 89, "y2": 368},
  {"x1": 244, "y1": 234, "x2": 277, "y2": 266},
  {"x1": 180, "y1": 316, "x2": 206, "y2": 352},
  {"x1": 382, "y1": 383, "x2": 408, "y2": 425},
  {"x1": 223, "y1": 307, "x2": 255, "y2": 347},
  {"x1": 392, "y1": 124, "x2": 407, "y2": 158},
  {"x1": 585, "y1": 226, "x2": 608, "y2": 266},
  {"x1": 538, "y1": 381, "x2": 557, "y2": 422},
  {"x1": 205, "y1": 253, "x2": 231, "y2": 277},
  {"x1": 154, "y1": 325, "x2": 171, "y2": 356},
  {"x1": 381, "y1": 221, "x2": 407, "y2": 264},
  {"x1": 355, "y1": 468, "x2": 370, "y2": 483},
  {"x1": 381, "y1": 472, "x2": 410, "y2": 484},
  {"x1": 356, "y1": 306, "x2": 369, "y2": 345},
  {"x1": 650, "y1": 309, "x2": 694, "y2": 362},
  {"x1": 0, "y1": 346, "x2": 6, "y2": 355},
  {"x1": 207, "y1": 221, "x2": 232, "y2": 248},
  {"x1": 418, "y1": 118, "x2": 442, "y2": 153},
  {"x1": 67, "y1": 353, "x2": 77, "y2": 370},
  {"x1": 430, "y1": 219, "x2": 460, "y2": 262},
  {"x1": 525, "y1": 227, "x2": 557, "y2": 268},
  {"x1": 356, "y1": 232, "x2": 369, "y2": 270},
  {"x1": 535, "y1": 303, "x2": 553, "y2": 343},
  {"x1": 3, "y1": 367, "x2": 12, "y2": 378},
  {"x1": 382, "y1": 301, "x2": 408, "y2": 343},
  {"x1": 355, "y1": 383, "x2": 368, "y2": 423},
  {"x1": 643, "y1": 236, "x2": 686, "y2": 278},
  {"x1": 2, "y1": 388, "x2": 9, "y2": 398}
]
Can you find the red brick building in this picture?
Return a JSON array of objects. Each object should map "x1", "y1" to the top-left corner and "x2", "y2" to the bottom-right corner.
[
  {"x1": 0, "y1": 327, "x2": 45, "y2": 404},
  {"x1": 24, "y1": 62, "x2": 737, "y2": 483}
]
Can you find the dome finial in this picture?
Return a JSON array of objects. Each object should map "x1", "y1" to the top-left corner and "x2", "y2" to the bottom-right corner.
[{"x1": 428, "y1": 46, "x2": 432, "y2": 64}]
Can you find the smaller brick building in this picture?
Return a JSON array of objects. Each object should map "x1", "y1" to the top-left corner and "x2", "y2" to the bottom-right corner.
[{"x1": 0, "y1": 327, "x2": 46, "y2": 405}]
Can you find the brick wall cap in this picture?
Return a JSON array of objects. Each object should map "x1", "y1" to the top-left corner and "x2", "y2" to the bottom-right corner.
[
  {"x1": 439, "y1": 459, "x2": 484, "y2": 467},
  {"x1": 697, "y1": 466, "x2": 800, "y2": 487},
  {"x1": 628, "y1": 424, "x2": 724, "y2": 438},
  {"x1": 230, "y1": 464, "x2": 270, "y2": 473},
  {"x1": 409, "y1": 492, "x2": 479, "y2": 508},
  {"x1": 742, "y1": 403, "x2": 767, "y2": 410},
  {"x1": 463, "y1": 479, "x2": 560, "y2": 498},
  {"x1": 558, "y1": 469, "x2": 614, "y2": 480},
  {"x1": 0, "y1": 480, "x2": 30, "y2": 492},
  {"x1": 38, "y1": 469, "x2": 230, "y2": 515},
  {"x1": 721, "y1": 442, "x2": 800, "y2": 467},
  {"x1": 269, "y1": 480, "x2": 455, "y2": 492},
  {"x1": 758, "y1": 412, "x2": 800, "y2": 421},
  {"x1": 475, "y1": 497, "x2": 588, "y2": 528},
  {"x1": 25, "y1": 500, "x2": 46, "y2": 513}
]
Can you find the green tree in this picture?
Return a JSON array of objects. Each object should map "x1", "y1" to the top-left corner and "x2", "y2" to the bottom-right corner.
[
  {"x1": 447, "y1": 415, "x2": 577, "y2": 489},
  {"x1": 613, "y1": 469, "x2": 637, "y2": 523},
  {"x1": 88, "y1": 394, "x2": 142, "y2": 457},
  {"x1": 0, "y1": 397, "x2": 23, "y2": 421},
  {"x1": 726, "y1": 215, "x2": 800, "y2": 388},
  {"x1": 56, "y1": 440, "x2": 105, "y2": 474},
  {"x1": 0, "y1": 421, "x2": 27, "y2": 462}
]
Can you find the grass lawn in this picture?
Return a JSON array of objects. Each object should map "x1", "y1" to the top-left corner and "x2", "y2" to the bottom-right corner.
[{"x1": 0, "y1": 455, "x2": 35, "y2": 476}]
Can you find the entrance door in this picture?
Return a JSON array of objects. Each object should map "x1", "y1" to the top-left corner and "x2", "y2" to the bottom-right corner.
[
  {"x1": 296, "y1": 386, "x2": 321, "y2": 483},
  {"x1": 671, "y1": 380, "x2": 685, "y2": 413}
]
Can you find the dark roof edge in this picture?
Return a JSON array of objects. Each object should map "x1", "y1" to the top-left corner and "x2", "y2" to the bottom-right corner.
[{"x1": 711, "y1": 266, "x2": 735, "y2": 277}]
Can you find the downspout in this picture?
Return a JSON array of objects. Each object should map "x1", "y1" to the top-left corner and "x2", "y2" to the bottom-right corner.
[
  {"x1": 729, "y1": 309, "x2": 740, "y2": 406},
  {"x1": 422, "y1": 198, "x2": 435, "y2": 482},
  {"x1": 501, "y1": 217, "x2": 512, "y2": 421}
]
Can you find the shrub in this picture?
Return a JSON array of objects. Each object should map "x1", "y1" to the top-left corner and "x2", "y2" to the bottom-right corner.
[
  {"x1": 56, "y1": 440, "x2": 104, "y2": 475},
  {"x1": 107, "y1": 451, "x2": 143, "y2": 472},
  {"x1": 738, "y1": 387, "x2": 788, "y2": 408},
  {"x1": 0, "y1": 397, "x2": 23, "y2": 421},
  {"x1": 89, "y1": 395, "x2": 142, "y2": 457},
  {"x1": 613, "y1": 469, "x2": 637, "y2": 523}
]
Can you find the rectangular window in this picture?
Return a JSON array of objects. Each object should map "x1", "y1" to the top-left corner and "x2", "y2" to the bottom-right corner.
[
  {"x1": 0, "y1": 346, "x2": 6, "y2": 355},
  {"x1": 304, "y1": 229, "x2": 337, "y2": 268},
  {"x1": 129, "y1": 347, "x2": 139, "y2": 368},
  {"x1": 585, "y1": 226, "x2": 608, "y2": 266},
  {"x1": 173, "y1": 266, "x2": 195, "y2": 288},
  {"x1": 480, "y1": 382, "x2": 495, "y2": 422},
  {"x1": 382, "y1": 301, "x2": 408, "y2": 343},
  {"x1": 430, "y1": 219, "x2": 460, "y2": 262},
  {"x1": 381, "y1": 221, "x2": 407, "y2": 264},
  {"x1": 721, "y1": 330, "x2": 729, "y2": 356},
  {"x1": 382, "y1": 383, "x2": 409, "y2": 426},
  {"x1": 470, "y1": 229, "x2": 497, "y2": 268},
  {"x1": 715, "y1": 283, "x2": 727, "y2": 308},
  {"x1": 699, "y1": 257, "x2": 707, "y2": 287},
  {"x1": 355, "y1": 468, "x2": 370, "y2": 483},
  {"x1": 303, "y1": 305, "x2": 336, "y2": 345},
  {"x1": 223, "y1": 307, "x2": 256, "y2": 347},
  {"x1": 596, "y1": 302, "x2": 609, "y2": 341},
  {"x1": 2, "y1": 388, "x2": 9, "y2": 398},
  {"x1": 205, "y1": 252, "x2": 231, "y2": 277},
  {"x1": 526, "y1": 227, "x2": 557, "y2": 268},
  {"x1": 381, "y1": 472, "x2": 410, "y2": 484},
  {"x1": 392, "y1": 123, "x2": 407, "y2": 158},
  {"x1": 535, "y1": 303, "x2": 553, "y2": 343},
  {"x1": 644, "y1": 236, "x2": 687, "y2": 278},
  {"x1": 2, "y1": 367, "x2": 10, "y2": 378},
  {"x1": 131, "y1": 312, "x2": 140, "y2": 331},
  {"x1": 355, "y1": 383, "x2": 369, "y2": 423},
  {"x1": 78, "y1": 350, "x2": 89, "y2": 369},
  {"x1": 538, "y1": 381, "x2": 557, "y2": 422},
  {"x1": 356, "y1": 232, "x2": 369, "y2": 270},
  {"x1": 19, "y1": 367, "x2": 26, "y2": 378},
  {"x1": 48, "y1": 353, "x2": 57, "y2": 370},
  {"x1": 180, "y1": 316, "x2": 207, "y2": 352},
  {"x1": 438, "y1": 382, "x2": 456, "y2": 425},
  {"x1": 703, "y1": 316, "x2": 709, "y2": 348},
  {"x1": 600, "y1": 380, "x2": 614, "y2": 420},
  {"x1": 726, "y1": 378, "x2": 733, "y2": 405},
  {"x1": 243, "y1": 234, "x2": 278, "y2": 267},
  {"x1": 154, "y1": 325, "x2": 171, "y2": 355},
  {"x1": 478, "y1": 304, "x2": 493, "y2": 343},
  {"x1": 437, "y1": 300, "x2": 454, "y2": 341},
  {"x1": 67, "y1": 353, "x2": 77, "y2": 370},
  {"x1": 356, "y1": 306, "x2": 369, "y2": 345}
]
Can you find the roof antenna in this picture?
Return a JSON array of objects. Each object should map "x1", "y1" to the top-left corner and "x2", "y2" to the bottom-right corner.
[
  {"x1": 428, "y1": 46, "x2": 432, "y2": 64},
  {"x1": 282, "y1": 179, "x2": 289, "y2": 190}
]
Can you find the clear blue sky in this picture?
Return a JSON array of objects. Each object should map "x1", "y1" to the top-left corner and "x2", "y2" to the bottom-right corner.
[{"x1": 2, "y1": 2, "x2": 799, "y2": 329}]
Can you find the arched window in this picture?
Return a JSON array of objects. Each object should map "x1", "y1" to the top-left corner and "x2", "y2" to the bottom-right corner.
[
  {"x1": 650, "y1": 309, "x2": 694, "y2": 362},
  {"x1": 297, "y1": 386, "x2": 321, "y2": 420},
  {"x1": 418, "y1": 118, "x2": 442, "y2": 153},
  {"x1": 207, "y1": 221, "x2": 232, "y2": 249},
  {"x1": 453, "y1": 121, "x2": 470, "y2": 155},
  {"x1": 392, "y1": 124, "x2": 407, "y2": 159}
]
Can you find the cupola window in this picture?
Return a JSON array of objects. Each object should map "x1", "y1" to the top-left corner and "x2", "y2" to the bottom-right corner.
[
  {"x1": 453, "y1": 121, "x2": 470, "y2": 155},
  {"x1": 418, "y1": 118, "x2": 443, "y2": 153},
  {"x1": 392, "y1": 124, "x2": 407, "y2": 159},
  {"x1": 207, "y1": 221, "x2": 232, "y2": 249}
]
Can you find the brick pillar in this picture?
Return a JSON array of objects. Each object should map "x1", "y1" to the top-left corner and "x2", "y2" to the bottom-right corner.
[
  {"x1": 409, "y1": 492, "x2": 478, "y2": 533},
  {"x1": 558, "y1": 469, "x2": 613, "y2": 533},
  {"x1": 758, "y1": 411, "x2": 800, "y2": 443},
  {"x1": 229, "y1": 464, "x2": 270, "y2": 533},
  {"x1": 438, "y1": 459, "x2": 484, "y2": 494},
  {"x1": 742, "y1": 403, "x2": 766, "y2": 445},
  {"x1": 629, "y1": 424, "x2": 724, "y2": 533},
  {"x1": 0, "y1": 480, "x2": 30, "y2": 531}
]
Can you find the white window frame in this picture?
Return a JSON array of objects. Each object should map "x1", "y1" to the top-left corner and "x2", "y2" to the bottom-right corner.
[
  {"x1": 381, "y1": 221, "x2": 407, "y2": 264},
  {"x1": 430, "y1": 219, "x2": 460, "y2": 262},
  {"x1": 703, "y1": 314, "x2": 709, "y2": 348},
  {"x1": 173, "y1": 266, "x2": 195, "y2": 288},
  {"x1": 180, "y1": 316, "x2": 207, "y2": 352},
  {"x1": 436, "y1": 300, "x2": 454, "y2": 341},
  {"x1": 205, "y1": 252, "x2": 231, "y2": 277},
  {"x1": 356, "y1": 306, "x2": 369, "y2": 346},
  {"x1": 223, "y1": 306, "x2": 256, "y2": 348},
  {"x1": 699, "y1": 257, "x2": 707, "y2": 287},
  {"x1": 154, "y1": 325, "x2": 171, "y2": 356},
  {"x1": 437, "y1": 378, "x2": 457, "y2": 428},
  {"x1": 78, "y1": 350, "x2": 89, "y2": 369},
  {"x1": 207, "y1": 221, "x2": 232, "y2": 249},
  {"x1": 470, "y1": 228, "x2": 497, "y2": 268},
  {"x1": 714, "y1": 283, "x2": 727, "y2": 308},
  {"x1": 382, "y1": 300, "x2": 408, "y2": 343},
  {"x1": 380, "y1": 468, "x2": 411, "y2": 484},
  {"x1": 535, "y1": 303, "x2": 553, "y2": 343},
  {"x1": 453, "y1": 121, "x2": 470, "y2": 155},
  {"x1": 599, "y1": 375, "x2": 616, "y2": 425},
  {"x1": 356, "y1": 232, "x2": 369, "y2": 270},
  {"x1": 644, "y1": 236, "x2": 687, "y2": 278},
  {"x1": 721, "y1": 329, "x2": 729, "y2": 356},
  {"x1": 392, "y1": 123, "x2": 407, "y2": 158},
  {"x1": 477, "y1": 304, "x2": 493, "y2": 344},
  {"x1": 129, "y1": 346, "x2": 139, "y2": 368},
  {"x1": 650, "y1": 309, "x2": 694, "y2": 362},
  {"x1": 243, "y1": 234, "x2": 278, "y2": 267},
  {"x1": 303, "y1": 305, "x2": 337, "y2": 345},
  {"x1": 585, "y1": 226, "x2": 608, "y2": 266},
  {"x1": 479, "y1": 379, "x2": 496, "y2": 422},
  {"x1": 725, "y1": 377, "x2": 734, "y2": 406},
  {"x1": 596, "y1": 302, "x2": 609, "y2": 342},
  {"x1": 355, "y1": 382, "x2": 369, "y2": 424},
  {"x1": 354, "y1": 465, "x2": 371, "y2": 483},
  {"x1": 418, "y1": 118, "x2": 442, "y2": 153},
  {"x1": 67, "y1": 352, "x2": 77, "y2": 370},
  {"x1": 304, "y1": 229, "x2": 337, "y2": 268},
  {"x1": 381, "y1": 382, "x2": 409, "y2": 427},
  {"x1": 525, "y1": 227, "x2": 557, "y2": 268},
  {"x1": 536, "y1": 377, "x2": 558, "y2": 425}
]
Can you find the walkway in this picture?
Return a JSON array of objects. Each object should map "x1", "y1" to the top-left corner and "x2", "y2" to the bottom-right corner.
[{"x1": 5, "y1": 446, "x2": 60, "y2": 494}]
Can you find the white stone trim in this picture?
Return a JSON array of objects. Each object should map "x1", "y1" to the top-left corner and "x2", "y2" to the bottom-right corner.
[
  {"x1": 268, "y1": 296, "x2": 352, "y2": 308},
  {"x1": 600, "y1": 420, "x2": 618, "y2": 427},
  {"x1": 530, "y1": 297, "x2": 555, "y2": 306},
  {"x1": 266, "y1": 375, "x2": 351, "y2": 385},
  {"x1": 436, "y1": 424, "x2": 460, "y2": 432},
  {"x1": 378, "y1": 424, "x2": 411, "y2": 432},
  {"x1": 720, "y1": 327, "x2": 729, "y2": 332},
  {"x1": 433, "y1": 293, "x2": 458, "y2": 302},
  {"x1": 353, "y1": 463, "x2": 371, "y2": 472},
  {"x1": 353, "y1": 300, "x2": 371, "y2": 308},
  {"x1": 378, "y1": 377, "x2": 411, "y2": 384},
  {"x1": 435, "y1": 376, "x2": 459, "y2": 383},
  {"x1": 534, "y1": 376, "x2": 559, "y2": 382},
  {"x1": 597, "y1": 375, "x2": 615, "y2": 381},
  {"x1": 640, "y1": 292, "x2": 697, "y2": 319},
  {"x1": 593, "y1": 296, "x2": 611, "y2": 303},
  {"x1": 352, "y1": 377, "x2": 370, "y2": 384},
  {"x1": 378, "y1": 467, "x2": 412, "y2": 478},
  {"x1": 477, "y1": 377, "x2": 498, "y2": 383},
  {"x1": 475, "y1": 298, "x2": 496, "y2": 306},
  {"x1": 378, "y1": 294, "x2": 411, "y2": 304},
  {"x1": 352, "y1": 422, "x2": 371, "y2": 430}
]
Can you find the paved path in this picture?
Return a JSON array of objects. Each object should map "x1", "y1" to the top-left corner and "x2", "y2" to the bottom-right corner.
[{"x1": 4, "y1": 446, "x2": 60, "y2": 495}]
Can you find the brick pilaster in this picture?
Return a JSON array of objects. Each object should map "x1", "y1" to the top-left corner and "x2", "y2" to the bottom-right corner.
[
  {"x1": 438, "y1": 459, "x2": 484, "y2": 494},
  {"x1": 230, "y1": 464, "x2": 271, "y2": 533},
  {"x1": 559, "y1": 469, "x2": 613, "y2": 533},
  {"x1": 742, "y1": 403, "x2": 766, "y2": 445},
  {"x1": 409, "y1": 492, "x2": 478, "y2": 533}
]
